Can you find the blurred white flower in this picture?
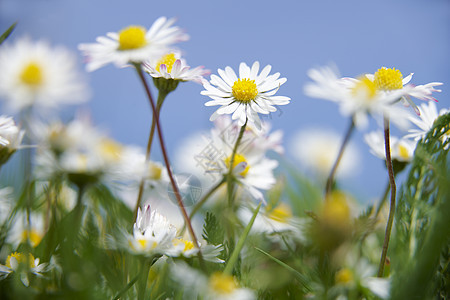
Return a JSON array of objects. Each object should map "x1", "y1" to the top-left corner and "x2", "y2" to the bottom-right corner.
[
  {"x1": 78, "y1": 17, "x2": 188, "y2": 71},
  {"x1": 364, "y1": 131, "x2": 416, "y2": 162},
  {"x1": 202, "y1": 61, "x2": 290, "y2": 130},
  {"x1": 171, "y1": 262, "x2": 255, "y2": 300},
  {"x1": 0, "y1": 37, "x2": 89, "y2": 112},
  {"x1": 289, "y1": 128, "x2": 360, "y2": 178},
  {"x1": 8, "y1": 212, "x2": 45, "y2": 248},
  {"x1": 143, "y1": 52, "x2": 208, "y2": 83},
  {"x1": 0, "y1": 115, "x2": 24, "y2": 165},
  {"x1": 405, "y1": 101, "x2": 450, "y2": 141}
]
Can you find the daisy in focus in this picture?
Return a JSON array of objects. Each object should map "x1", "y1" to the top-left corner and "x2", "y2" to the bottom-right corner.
[
  {"x1": 0, "y1": 37, "x2": 88, "y2": 112},
  {"x1": 0, "y1": 115, "x2": 24, "y2": 165},
  {"x1": 143, "y1": 52, "x2": 208, "y2": 84},
  {"x1": 202, "y1": 61, "x2": 290, "y2": 129},
  {"x1": 0, "y1": 252, "x2": 48, "y2": 286},
  {"x1": 78, "y1": 17, "x2": 189, "y2": 72}
]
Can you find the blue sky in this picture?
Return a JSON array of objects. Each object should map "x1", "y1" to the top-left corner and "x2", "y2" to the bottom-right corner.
[{"x1": 1, "y1": 0, "x2": 449, "y2": 201}]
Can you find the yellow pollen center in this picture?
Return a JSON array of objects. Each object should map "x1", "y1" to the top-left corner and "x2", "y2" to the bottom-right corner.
[
  {"x1": 20, "y1": 62, "x2": 43, "y2": 87},
  {"x1": 266, "y1": 203, "x2": 293, "y2": 223},
  {"x1": 21, "y1": 229, "x2": 43, "y2": 248},
  {"x1": 323, "y1": 191, "x2": 351, "y2": 224},
  {"x1": 173, "y1": 238, "x2": 195, "y2": 252},
  {"x1": 398, "y1": 144, "x2": 410, "y2": 159},
  {"x1": 352, "y1": 77, "x2": 377, "y2": 100},
  {"x1": 118, "y1": 26, "x2": 147, "y2": 50},
  {"x1": 98, "y1": 139, "x2": 123, "y2": 162},
  {"x1": 335, "y1": 268, "x2": 353, "y2": 284},
  {"x1": 374, "y1": 67, "x2": 403, "y2": 91},
  {"x1": 156, "y1": 53, "x2": 177, "y2": 73},
  {"x1": 209, "y1": 272, "x2": 238, "y2": 294},
  {"x1": 232, "y1": 78, "x2": 258, "y2": 102},
  {"x1": 225, "y1": 153, "x2": 250, "y2": 177},
  {"x1": 6, "y1": 252, "x2": 36, "y2": 269},
  {"x1": 148, "y1": 162, "x2": 163, "y2": 180}
]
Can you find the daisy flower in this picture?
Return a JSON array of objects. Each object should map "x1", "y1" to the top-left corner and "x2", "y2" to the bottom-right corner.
[
  {"x1": 124, "y1": 205, "x2": 177, "y2": 256},
  {"x1": 78, "y1": 17, "x2": 189, "y2": 72},
  {"x1": 405, "y1": 101, "x2": 450, "y2": 141},
  {"x1": 143, "y1": 52, "x2": 209, "y2": 84},
  {"x1": 171, "y1": 262, "x2": 255, "y2": 300},
  {"x1": 0, "y1": 115, "x2": 24, "y2": 165},
  {"x1": 0, "y1": 252, "x2": 48, "y2": 286},
  {"x1": 364, "y1": 131, "x2": 416, "y2": 162},
  {"x1": 289, "y1": 128, "x2": 360, "y2": 179},
  {"x1": 166, "y1": 237, "x2": 224, "y2": 263},
  {"x1": 304, "y1": 66, "x2": 412, "y2": 129},
  {"x1": 8, "y1": 212, "x2": 46, "y2": 248},
  {"x1": 202, "y1": 61, "x2": 290, "y2": 129},
  {"x1": 0, "y1": 37, "x2": 88, "y2": 112}
]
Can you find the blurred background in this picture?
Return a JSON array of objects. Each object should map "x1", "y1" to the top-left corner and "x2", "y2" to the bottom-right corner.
[{"x1": 0, "y1": 0, "x2": 449, "y2": 203}]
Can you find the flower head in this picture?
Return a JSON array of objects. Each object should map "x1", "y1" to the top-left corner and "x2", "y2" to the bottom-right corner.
[
  {"x1": 202, "y1": 61, "x2": 290, "y2": 129},
  {"x1": 0, "y1": 37, "x2": 88, "y2": 112},
  {"x1": 0, "y1": 252, "x2": 48, "y2": 286},
  {"x1": 405, "y1": 101, "x2": 450, "y2": 141},
  {"x1": 0, "y1": 115, "x2": 24, "y2": 165},
  {"x1": 364, "y1": 131, "x2": 416, "y2": 162},
  {"x1": 78, "y1": 17, "x2": 189, "y2": 71}
]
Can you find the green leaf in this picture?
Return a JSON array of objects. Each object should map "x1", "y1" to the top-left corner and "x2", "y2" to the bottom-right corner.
[
  {"x1": 0, "y1": 22, "x2": 17, "y2": 45},
  {"x1": 202, "y1": 212, "x2": 225, "y2": 245}
]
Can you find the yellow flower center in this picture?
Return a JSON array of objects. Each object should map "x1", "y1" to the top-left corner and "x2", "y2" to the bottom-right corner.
[
  {"x1": 225, "y1": 153, "x2": 250, "y2": 177},
  {"x1": 118, "y1": 26, "x2": 147, "y2": 50},
  {"x1": 398, "y1": 144, "x2": 410, "y2": 160},
  {"x1": 352, "y1": 77, "x2": 377, "y2": 100},
  {"x1": 148, "y1": 162, "x2": 163, "y2": 180},
  {"x1": 323, "y1": 191, "x2": 351, "y2": 224},
  {"x1": 21, "y1": 229, "x2": 43, "y2": 248},
  {"x1": 173, "y1": 238, "x2": 195, "y2": 252},
  {"x1": 20, "y1": 62, "x2": 43, "y2": 87},
  {"x1": 5, "y1": 252, "x2": 36, "y2": 269},
  {"x1": 98, "y1": 139, "x2": 123, "y2": 162},
  {"x1": 335, "y1": 268, "x2": 353, "y2": 284},
  {"x1": 374, "y1": 67, "x2": 403, "y2": 91},
  {"x1": 209, "y1": 272, "x2": 238, "y2": 294},
  {"x1": 232, "y1": 78, "x2": 258, "y2": 102},
  {"x1": 156, "y1": 53, "x2": 177, "y2": 73},
  {"x1": 266, "y1": 203, "x2": 293, "y2": 223}
]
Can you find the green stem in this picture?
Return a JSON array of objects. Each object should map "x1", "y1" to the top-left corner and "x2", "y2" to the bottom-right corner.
[
  {"x1": 190, "y1": 177, "x2": 226, "y2": 219},
  {"x1": 113, "y1": 273, "x2": 140, "y2": 300},
  {"x1": 377, "y1": 116, "x2": 396, "y2": 277},
  {"x1": 133, "y1": 92, "x2": 167, "y2": 221},
  {"x1": 137, "y1": 258, "x2": 151, "y2": 300},
  {"x1": 227, "y1": 120, "x2": 248, "y2": 207},
  {"x1": 325, "y1": 118, "x2": 355, "y2": 196},
  {"x1": 223, "y1": 202, "x2": 261, "y2": 275},
  {"x1": 134, "y1": 64, "x2": 205, "y2": 269}
]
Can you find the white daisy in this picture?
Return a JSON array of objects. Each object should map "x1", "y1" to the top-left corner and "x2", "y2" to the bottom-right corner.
[
  {"x1": 364, "y1": 131, "x2": 417, "y2": 162},
  {"x1": 405, "y1": 101, "x2": 450, "y2": 141},
  {"x1": 143, "y1": 52, "x2": 209, "y2": 83},
  {"x1": 171, "y1": 262, "x2": 255, "y2": 300},
  {"x1": 0, "y1": 36, "x2": 88, "y2": 112},
  {"x1": 125, "y1": 205, "x2": 177, "y2": 256},
  {"x1": 202, "y1": 61, "x2": 290, "y2": 129},
  {"x1": 78, "y1": 17, "x2": 189, "y2": 72},
  {"x1": 304, "y1": 65, "x2": 412, "y2": 129},
  {"x1": 0, "y1": 115, "x2": 24, "y2": 165},
  {"x1": 166, "y1": 237, "x2": 224, "y2": 263},
  {"x1": 7, "y1": 212, "x2": 45, "y2": 248},
  {"x1": 0, "y1": 252, "x2": 48, "y2": 286},
  {"x1": 289, "y1": 128, "x2": 360, "y2": 179}
]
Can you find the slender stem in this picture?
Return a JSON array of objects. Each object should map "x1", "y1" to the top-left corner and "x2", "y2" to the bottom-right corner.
[
  {"x1": 134, "y1": 64, "x2": 205, "y2": 268},
  {"x1": 227, "y1": 120, "x2": 248, "y2": 207},
  {"x1": 325, "y1": 118, "x2": 355, "y2": 196},
  {"x1": 137, "y1": 257, "x2": 152, "y2": 300},
  {"x1": 377, "y1": 117, "x2": 396, "y2": 277},
  {"x1": 190, "y1": 177, "x2": 226, "y2": 219},
  {"x1": 113, "y1": 273, "x2": 140, "y2": 300},
  {"x1": 223, "y1": 202, "x2": 261, "y2": 275},
  {"x1": 133, "y1": 93, "x2": 166, "y2": 221}
]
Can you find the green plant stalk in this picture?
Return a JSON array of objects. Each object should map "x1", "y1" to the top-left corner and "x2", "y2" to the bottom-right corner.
[
  {"x1": 133, "y1": 92, "x2": 167, "y2": 221},
  {"x1": 223, "y1": 202, "x2": 261, "y2": 275},
  {"x1": 325, "y1": 118, "x2": 355, "y2": 196},
  {"x1": 227, "y1": 120, "x2": 248, "y2": 207},
  {"x1": 113, "y1": 273, "x2": 140, "y2": 300},
  {"x1": 133, "y1": 64, "x2": 205, "y2": 269},
  {"x1": 377, "y1": 117, "x2": 396, "y2": 277},
  {"x1": 190, "y1": 177, "x2": 226, "y2": 219},
  {"x1": 137, "y1": 257, "x2": 152, "y2": 300}
]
